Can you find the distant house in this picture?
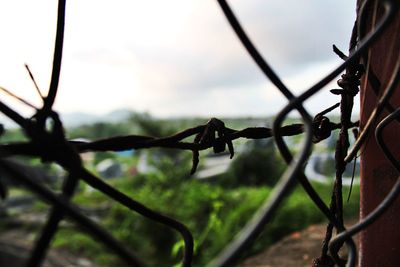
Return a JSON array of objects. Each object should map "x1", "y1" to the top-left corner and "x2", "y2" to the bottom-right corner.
[
  {"x1": 195, "y1": 153, "x2": 231, "y2": 180},
  {"x1": 95, "y1": 159, "x2": 123, "y2": 179},
  {"x1": 116, "y1": 150, "x2": 135, "y2": 157},
  {"x1": 137, "y1": 152, "x2": 157, "y2": 174}
]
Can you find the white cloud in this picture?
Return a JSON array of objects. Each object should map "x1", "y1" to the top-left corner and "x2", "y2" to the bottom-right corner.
[{"x1": 0, "y1": 0, "x2": 357, "y2": 119}]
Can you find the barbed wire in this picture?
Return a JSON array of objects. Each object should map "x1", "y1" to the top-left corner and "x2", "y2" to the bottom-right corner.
[{"x1": 0, "y1": 0, "x2": 398, "y2": 267}]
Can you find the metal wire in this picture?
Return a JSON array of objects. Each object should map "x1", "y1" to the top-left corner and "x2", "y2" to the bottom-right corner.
[
  {"x1": 0, "y1": 0, "x2": 398, "y2": 266},
  {"x1": 330, "y1": 107, "x2": 400, "y2": 259},
  {"x1": 0, "y1": 159, "x2": 145, "y2": 267}
]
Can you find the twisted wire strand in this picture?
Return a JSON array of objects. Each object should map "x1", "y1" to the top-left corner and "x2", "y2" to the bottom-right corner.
[
  {"x1": 0, "y1": 94, "x2": 194, "y2": 267},
  {"x1": 272, "y1": 2, "x2": 398, "y2": 266},
  {"x1": 208, "y1": 0, "x2": 397, "y2": 266},
  {"x1": 330, "y1": 106, "x2": 400, "y2": 258},
  {"x1": 345, "y1": 0, "x2": 400, "y2": 163},
  {"x1": 0, "y1": 0, "x2": 397, "y2": 266},
  {"x1": 0, "y1": 122, "x2": 351, "y2": 158}
]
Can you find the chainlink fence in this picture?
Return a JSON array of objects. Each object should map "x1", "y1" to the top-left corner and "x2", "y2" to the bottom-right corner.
[{"x1": 0, "y1": 0, "x2": 399, "y2": 266}]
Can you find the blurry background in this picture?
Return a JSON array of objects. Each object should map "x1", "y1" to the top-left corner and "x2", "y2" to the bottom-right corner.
[
  {"x1": 0, "y1": 1, "x2": 361, "y2": 267},
  {"x1": 0, "y1": 0, "x2": 356, "y2": 122}
]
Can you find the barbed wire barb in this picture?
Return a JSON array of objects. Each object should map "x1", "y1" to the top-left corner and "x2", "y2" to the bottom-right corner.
[{"x1": 0, "y1": 0, "x2": 398, "y2": 266}]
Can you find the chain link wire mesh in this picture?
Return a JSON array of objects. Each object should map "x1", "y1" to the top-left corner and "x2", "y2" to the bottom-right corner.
[{"x1": 0, "y1": 0, "x2": 399, "y2": 266}]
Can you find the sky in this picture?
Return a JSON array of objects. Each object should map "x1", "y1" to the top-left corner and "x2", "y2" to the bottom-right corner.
[{"x1": 0, "y1": 0, "x2": 357, "y2": 120}]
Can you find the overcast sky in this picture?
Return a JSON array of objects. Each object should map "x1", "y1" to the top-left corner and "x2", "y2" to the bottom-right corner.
[{"x1": 0, "y1": 0, "x2": 357, "y2": 119}]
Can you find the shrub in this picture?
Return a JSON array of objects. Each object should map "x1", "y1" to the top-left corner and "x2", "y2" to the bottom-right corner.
[
  {"x1": 54, "y1": 176, "x2": 359, "y2": 267},
  {"x1": 219, "y1": 139, "x2": 285, "y2": 187}
]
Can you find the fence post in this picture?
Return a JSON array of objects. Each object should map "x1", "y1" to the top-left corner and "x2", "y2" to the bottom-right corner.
[{"x1": 358, "y1": 1, "x2": 400, "y2": 266}]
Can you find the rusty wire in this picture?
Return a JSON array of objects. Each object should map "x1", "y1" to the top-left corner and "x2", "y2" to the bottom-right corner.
[{"x1": 0, "y1": 0, "x2": 399, "y2": 267}]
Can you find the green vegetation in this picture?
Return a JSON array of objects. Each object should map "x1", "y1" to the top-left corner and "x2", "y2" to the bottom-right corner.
[
  {"x1": 0, "y1": 127, "x2": 27, "y2": 142},
  {"x1": 1, "y1": 113, "x2": 359, "y2": 266},
  {"x1": 220, "y1": 139, "x2": 285, "y2": 187},
  {"x1": 53, "y1": 176, "x2": 359, "y2": 267}
]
